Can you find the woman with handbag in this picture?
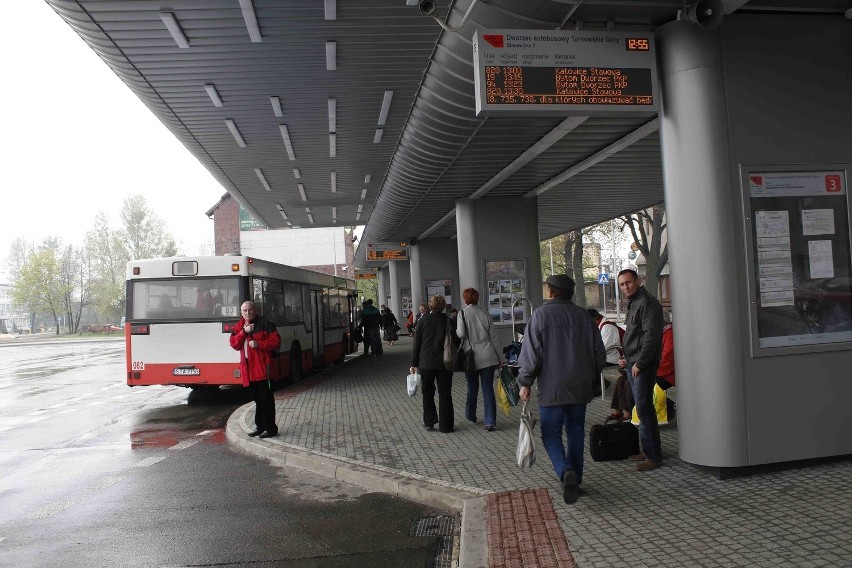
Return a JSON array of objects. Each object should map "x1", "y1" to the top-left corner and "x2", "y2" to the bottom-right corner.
[
  {"x1": 410, "y1": 295, "x2": 456, "y2": 433},
  {"x1": 380, "y1": 305, "x2": 399, "y2": 346},
  {"x1": 456, "y1": 288, "x2": 503, "y2": 431}
]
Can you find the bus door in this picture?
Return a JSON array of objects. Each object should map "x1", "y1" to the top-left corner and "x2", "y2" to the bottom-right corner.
[{"x1": 311, "y1": 289, "x2": 325, "y2": 363}]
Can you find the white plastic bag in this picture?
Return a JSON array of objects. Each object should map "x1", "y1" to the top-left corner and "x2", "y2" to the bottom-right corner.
[
  {"x1": 407, "y1": 372, "x2": 420, "y2": 397},
  {"x1": 517, "y1": 401, "x2": 536, "y2": 468}
]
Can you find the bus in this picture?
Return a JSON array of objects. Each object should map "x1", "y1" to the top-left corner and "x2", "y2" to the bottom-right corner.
[{"x1": 125, "y1": 255, "x2": 358, "y2": 388}]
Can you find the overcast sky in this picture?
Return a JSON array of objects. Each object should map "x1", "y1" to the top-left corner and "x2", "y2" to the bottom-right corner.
[{"x1": 1, "y1": 2, "x2": 225, "y2": 275}]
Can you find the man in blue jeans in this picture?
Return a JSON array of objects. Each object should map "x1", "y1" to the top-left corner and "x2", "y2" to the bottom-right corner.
[
  {"x1": 517, "y1": 275, "x2": 606, "y2": 504},
  {"x1": 617, "y1": 269, "x2": 664, "y2": 471}
]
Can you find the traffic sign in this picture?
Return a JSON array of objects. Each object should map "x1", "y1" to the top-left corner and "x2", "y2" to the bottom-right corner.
[{"x1": 597, "y1": 273, "x2": 610, "y2": 284}]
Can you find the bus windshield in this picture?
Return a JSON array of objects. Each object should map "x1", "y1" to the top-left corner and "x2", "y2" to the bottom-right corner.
[{"x1": 131, "y1": 277, "x2": 241, "y2": 321}]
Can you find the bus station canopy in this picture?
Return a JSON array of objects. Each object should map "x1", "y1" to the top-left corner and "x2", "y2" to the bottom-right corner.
[{"x1": 46, "y1": 0, "x2": 846, "y2": 257}]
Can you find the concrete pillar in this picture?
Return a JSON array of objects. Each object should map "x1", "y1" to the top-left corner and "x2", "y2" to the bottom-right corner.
[
  {"x1": 388, "y1": 261, "x2": 400, "y2": 318},
  {"x1": 410, "y1": 244, "x2": 423, "y2": 316},
  {"x1": 456, "y1": 199, "x2": 479, "y2": 292},
  {"x1": 377, "y1": 266, "x2": 388, "y2": 308},
  {"x1": 455, "y1": 197, "x2": 542, "y2": 347},
  {"x1": 656, "y1": 20, "x2": 748, "y2": 467}
]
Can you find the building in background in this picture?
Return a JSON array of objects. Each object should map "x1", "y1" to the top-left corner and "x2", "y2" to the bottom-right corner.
[
  {"x1": 0, "y1": 281, "x2": 30, "y2": 333},
  {"x1": 206, "y1": 194, "x2": 354, "y2": 278}
]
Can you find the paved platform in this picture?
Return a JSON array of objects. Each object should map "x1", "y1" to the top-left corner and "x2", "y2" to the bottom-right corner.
[{"x1": 226, "y1": 337, "x2": 852, "y2": 568}]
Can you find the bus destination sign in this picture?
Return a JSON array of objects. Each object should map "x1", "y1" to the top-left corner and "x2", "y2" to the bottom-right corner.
[{"x1": 473, "y1": 30, "x2": 658, "y2": 117}]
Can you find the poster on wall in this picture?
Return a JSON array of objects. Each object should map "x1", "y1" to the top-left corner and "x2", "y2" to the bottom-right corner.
[
  {"x1": 484, "y1": 260, "x2": 528, "y2": 325},
  {"x1": 743, "y1": 166, "x2": 852, "y2": 352},
  {"x1": 425, "y1": 279, "x2": 453, "y2": 312}
]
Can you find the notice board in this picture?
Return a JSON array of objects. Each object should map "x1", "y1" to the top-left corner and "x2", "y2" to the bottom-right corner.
[{"x1": 741, "y1": 164, "x2": 852, "y2": 354}]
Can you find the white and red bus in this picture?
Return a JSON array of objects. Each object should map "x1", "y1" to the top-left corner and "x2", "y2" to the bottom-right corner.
[{"x1": 125, "y1": 256, "x2": 358, "y2": 388}]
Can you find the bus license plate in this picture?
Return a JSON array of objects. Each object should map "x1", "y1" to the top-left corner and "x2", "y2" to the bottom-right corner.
[{"x1": 173, "y1": 368, "x2": 200, "y2": 376}]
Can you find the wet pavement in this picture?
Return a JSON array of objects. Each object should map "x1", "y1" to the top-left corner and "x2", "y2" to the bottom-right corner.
[
  {"x1": 229, "y1": 336, "x2": 852, "y2": 568},
  {"x1": 0, "y1": 339, "x2": 454, "y2": 567}
]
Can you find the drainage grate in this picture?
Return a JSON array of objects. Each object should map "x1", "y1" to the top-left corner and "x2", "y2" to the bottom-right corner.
[
  {"x1": 410, "y1": 515, "x2": 455, "y2": 537},
  {"x1": 410, "y1": 516, "x2": 457, "y2": 568}
]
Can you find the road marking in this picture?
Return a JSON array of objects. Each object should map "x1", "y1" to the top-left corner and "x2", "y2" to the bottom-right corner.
[
  {"x1": 48, "y1": 403, "x2": 67, "y2": 409},
  {"x1": 28, "y1": 417, "x2": 48, "y2": 424},
  {"x1": 28, "y1": 500, "x2": 77, "y2": 520},
  {"x1": 0, "y1": 537, "x2": 5, "y2": 543},
  {"x1": 68, "y1": 397, "x2": 83, "y2": 402},
  {"x1": 197, "y1": 429, "x2": 220, "y2": 436},
  {"x1": 133, "y1": 456, "x2": 166, "y2": 467},
  {"x1": 26, "y1": 410, "x2": 49, "y2": 416},
  {"x1": 88, "y1": 475, "x2": 126, "y2": 490},
  {"x1": 169, "y1": 440, "x2": 199, "y2": 451},
  {"x1": 110, "y1": 395, "x2": 129, "y2": 400},
  {"x1": 0, "y1": 426, "x2": 13, "y2": 433},
  {"x1": 87, "y1": 401, "x2": 106, "y2": 406}
]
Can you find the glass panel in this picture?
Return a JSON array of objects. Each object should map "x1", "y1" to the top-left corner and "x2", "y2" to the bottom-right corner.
[{"x1": 131, "y1": 277, "x2": 240, "y2": 320}]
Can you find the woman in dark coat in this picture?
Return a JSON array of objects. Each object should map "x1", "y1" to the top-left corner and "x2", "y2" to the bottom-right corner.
[
  {"x1": 380, "y1": 305, "x2": 399, "y2": 346},
  {"x1": 410, "y1": 295, "x2": 456, "y2": 433}
]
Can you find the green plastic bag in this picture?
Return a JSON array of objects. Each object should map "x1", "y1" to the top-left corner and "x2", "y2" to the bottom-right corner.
[
  {"x1": 499, "y1": 366, "x2": 520, "y2": 407},
  {"x1": 497, "y1": 377, "x2": 512, "y2": 417}
]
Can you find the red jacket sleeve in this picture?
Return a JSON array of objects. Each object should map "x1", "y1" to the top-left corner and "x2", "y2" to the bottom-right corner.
[
  {"x1": 229, "y1": 318, "x2": 246, "y2": 350},
  {"x1": 256, "y1": 328, "x2": 281, "y2": 351},
  {"x1": 656, "y1": 326, "x2": 675, "y2": 382}
]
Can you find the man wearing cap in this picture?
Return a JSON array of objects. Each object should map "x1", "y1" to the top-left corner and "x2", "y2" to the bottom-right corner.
[
  {"x1": 517, "y1": 274, "x2": 606, "y2": 504},
  {"x1": 617, "y1": 268, "x2": 665, "y2": 471}
]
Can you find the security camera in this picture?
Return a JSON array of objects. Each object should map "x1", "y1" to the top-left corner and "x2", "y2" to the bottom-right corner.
[
  {"x1": 418, "y1": 0, "x2": 437, "y2": 17},
  {"x1": 410, "y1": 238, "x2": 417, "y2": 246}
]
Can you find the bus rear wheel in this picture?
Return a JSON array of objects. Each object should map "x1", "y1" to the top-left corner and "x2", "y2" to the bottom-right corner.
[{"x1": 289, "y1": 345, "x2": 302, "y2": 383}]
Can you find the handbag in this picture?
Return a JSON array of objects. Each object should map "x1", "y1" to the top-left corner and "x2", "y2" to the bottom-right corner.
[
  {"x1": 442, "y1": 318, "x2": 459, "y2": 371},
  {"x1": 456, "y1": 312, "x2": 477, "y2": 373},
  {"x1": 498, "y1": 365, "x2": 521, "y2": 407},
  {"x1": 517, "y1": 401, "x2": 536, "y2": 468}
]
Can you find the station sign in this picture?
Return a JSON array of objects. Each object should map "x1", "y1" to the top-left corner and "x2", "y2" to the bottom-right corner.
[
  {"x1": 366, "y1": 242, "x2": 409, "y2": 262},
  {"x1": 473, "y1": 29, "x2": 658, "y2": 117}
]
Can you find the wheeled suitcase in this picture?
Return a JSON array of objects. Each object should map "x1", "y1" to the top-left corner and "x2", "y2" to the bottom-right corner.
[{"x1": 589, "y1": 419, "x2": 639, "y2": 461}]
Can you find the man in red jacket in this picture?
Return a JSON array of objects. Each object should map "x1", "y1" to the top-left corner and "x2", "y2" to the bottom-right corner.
[{"x1": 230, "y1": 301, "x2": 281, "y2": 438}]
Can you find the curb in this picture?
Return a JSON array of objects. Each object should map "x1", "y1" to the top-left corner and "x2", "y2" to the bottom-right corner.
[{"x1": 226, "y1": 403, "x2": 492, "y2": 566}]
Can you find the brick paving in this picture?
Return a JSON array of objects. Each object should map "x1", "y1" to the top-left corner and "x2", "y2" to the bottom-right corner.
[{"x1": 234, "y1": 336, "x2": 852, "y2": 568}]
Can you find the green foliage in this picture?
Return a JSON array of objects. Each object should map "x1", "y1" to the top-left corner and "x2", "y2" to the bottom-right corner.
[{"x1": 12, "y1": 243, "x2": 63, "y2": 333}]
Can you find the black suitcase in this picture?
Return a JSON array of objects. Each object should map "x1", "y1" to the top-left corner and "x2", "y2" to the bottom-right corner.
[{"x1": 589, "y1": 419, "x2": 640, "y2": 462}]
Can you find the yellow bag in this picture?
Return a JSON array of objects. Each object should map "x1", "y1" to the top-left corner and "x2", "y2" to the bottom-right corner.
[
  {"x1": 497, "y1": 379, "x2": 512, "y2": 416},
  {"x1": 631, "y1": 384, "x2": 670, "y2": 426}
]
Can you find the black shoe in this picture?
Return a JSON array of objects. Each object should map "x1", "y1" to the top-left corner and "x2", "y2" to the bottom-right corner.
[
  {"x1": 248, "y1": 430, "x2": 262, "y2": 437},
  {"x1": 423, "y1": 424, "x2": 435, "y2": 431},
  {"x1": 562, "y1": 470, "x2": 580, "y2": 504},
  {"x1": 259, "y1": 430, "x2": 277, "y2": 438}
]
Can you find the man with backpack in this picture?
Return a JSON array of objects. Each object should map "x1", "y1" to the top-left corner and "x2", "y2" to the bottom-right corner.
[{"x1": 588, "y1": 309, "x2": 633, "y2": 423}]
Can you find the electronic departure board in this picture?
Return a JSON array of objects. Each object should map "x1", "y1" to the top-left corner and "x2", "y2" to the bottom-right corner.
[
  {"x1": 366, "y1": 249, "x2": 408, "y2": 261},
  {"x1": 473, "y1": 30, "x2": 658, "y2": 117},
  {"x1": 366, "y1": 242, "x2": 409, "y2": 262}
]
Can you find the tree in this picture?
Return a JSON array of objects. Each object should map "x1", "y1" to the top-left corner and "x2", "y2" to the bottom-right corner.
[
  {"x1": 6, "y1": 238, "x2": 35, "y2": 330},
  {"x1": 86, "y1": 196, "x2": 179, "y2": 323},
  {"x1": 622, "y1": 204, "x2": 668, "y2": 298},
  {"x1": 58, "y1": 243, "x2": 90, "y2": 333},
  {"x1": 12, "y1": 241, "x2": 64, "y2": 334},
  {"x1": 563, "y1": 230, "x2": 586, "y2": 306},
  {"x1": 85, "y1": 211, "x2": 129, "y2": 324},
  {"x1": 120, "y1": 195, "x2": 178, "y2": 260}
]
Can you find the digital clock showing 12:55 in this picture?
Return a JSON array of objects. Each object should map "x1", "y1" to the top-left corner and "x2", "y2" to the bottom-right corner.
[{"x1": 626, "y1": 38, "x2": 650, "y2": 51}]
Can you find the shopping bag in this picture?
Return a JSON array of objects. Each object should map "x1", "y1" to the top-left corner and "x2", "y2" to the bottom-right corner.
[
  {"x1": 406, "y1": 372, "x2": 420, "y2": 397},
  {"x1": 517, "y1": 401, "x2": 536, "y2": 468},
  {"x1": 498, "y1": 366, "x2": 520, "y2": 407},
  {"x1": 496, "y1": 376, "x2": 512, "y2": 416},
  {"x1": 631, "y1": 383, "x2": 671, "y2": 425}
]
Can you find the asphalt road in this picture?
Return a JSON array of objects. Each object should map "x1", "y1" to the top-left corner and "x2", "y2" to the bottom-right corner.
[{"x1": 0, "y1": 338, "x2": 451, "y2": 567}]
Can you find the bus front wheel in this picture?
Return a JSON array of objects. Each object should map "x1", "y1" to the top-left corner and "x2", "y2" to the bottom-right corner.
[{"x1": 289, "y1": 345, "x2": 302, "y2": 383}]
